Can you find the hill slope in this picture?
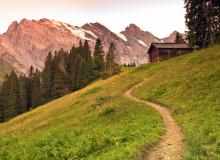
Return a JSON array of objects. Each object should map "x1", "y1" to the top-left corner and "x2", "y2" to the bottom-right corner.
[
  {"x1": 0, "y1": 69, "x2": 164, "y2": 159},
  {"x1": 1, "y1": 45, "x2": 219, "y2": 159},
  {"x1": 134, "y1": 45, "x2": 220, "y2": 159}
]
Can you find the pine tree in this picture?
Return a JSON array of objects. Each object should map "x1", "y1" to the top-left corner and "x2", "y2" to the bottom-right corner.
[
  {"x1": 81, "y1": 40, "x2": 93, "y2": 84},
  {"x1": 0, "y1": 85, "x2": 4, "y2": 122},
  {"x1": 9, "y1": 71, "x2": 20, "y2": 117},
  {"x1": 32, "y1": 69, "x2": 42, "y2": 108},
  {"x1": 67, "y1": 46, "x2": 78, "y2": 91},
  {"x1": 185, "y1": 0, "x2": 220, "y2": 48},
  {"x1": 105, "y1": 42, "x2": 120, "y2": 76},
  {"x1": 213, "y1": 0, "x2": 220, "y2": 43},
  {"x1": 0, "y1": 72, "x2": 20, "y2": 121},
  {"x1": 52, "y1": 69, "x2": 70, "y2": 98},
  {"x1": 68, "y1": 41, "x2": 94, "y2": 90},
  {"x1": 0, "y1": 41, "x2": 120, "y2": 121},
  {"x1": 42, "y1": 52, "x2": 53, "y2": 102},
  {"x1": 0, "y1": 74, "x2": 10, "y2": 121},
  {"x1": 175, "y1": 32, "x2": 185, "y2": 43},
  {"x1": 185, "y1": 0, "x2": 196, "y2": 47},
  {"x1": 52, "y1": 51, "x2": 70, "y2": 98},
  {"x1": 18, "y1": 76, "x2": 27, "y2": 114},
  {"x1": 93, "y1": 39, "x2": 105, "y2": 78},
  {"x1": 26, "y1": 66, "x2": 34, "y2": 110},
  {"x1": 132, "y1": 62, "x2": 136, "y2": 67},
  {"x1": 73, "y1": 53, "x2": 84, "y2": 89}
]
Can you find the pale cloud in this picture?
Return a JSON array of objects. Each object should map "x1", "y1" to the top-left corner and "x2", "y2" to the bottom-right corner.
[{"x1": 0, "y1": 0, "x2": 186, "y2": 38}]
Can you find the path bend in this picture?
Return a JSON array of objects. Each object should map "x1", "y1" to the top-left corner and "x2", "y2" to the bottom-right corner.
[{"x1": 125, "y1": 80, "x2": 185, "y2": 160}]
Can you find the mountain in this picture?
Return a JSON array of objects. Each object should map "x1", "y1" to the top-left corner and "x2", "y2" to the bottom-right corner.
[
  {"x1": 0, "y1": 19, "x2": 161, "y2": 73},
  {"x1": 162, "y1": 31, "x2": 186, "y2": 43},
  {"x1": 0, "y1": 18, "x2": 97, "y2": 73},
  {"x1": 82, "y1": 23, "x2": 162, "y2": 65}
]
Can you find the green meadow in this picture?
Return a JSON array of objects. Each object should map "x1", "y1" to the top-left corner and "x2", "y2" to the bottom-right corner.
[
  {"x1": 0, "y1": 69, "x2": 164, "y2": 160},
  {"x1": 134, "y1": 45, "x2": 220, "y2": 159},
  {"x1": 0, "y1": 45, "x2": 220, "y2": 159}
]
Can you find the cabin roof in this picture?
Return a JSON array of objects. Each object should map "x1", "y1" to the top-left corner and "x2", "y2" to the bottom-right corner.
[{"x1": 148, "y1": 43, "x2": 192, "y2": 54}]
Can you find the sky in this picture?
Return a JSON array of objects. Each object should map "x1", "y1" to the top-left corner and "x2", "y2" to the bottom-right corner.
[{"x1": 0, "y1": 0, "x2": 186, "y2": 38}]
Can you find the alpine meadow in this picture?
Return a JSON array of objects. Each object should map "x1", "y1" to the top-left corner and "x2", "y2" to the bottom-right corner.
[{"x1": 0, "y1": 0, "x2": 220, "y2": 160}]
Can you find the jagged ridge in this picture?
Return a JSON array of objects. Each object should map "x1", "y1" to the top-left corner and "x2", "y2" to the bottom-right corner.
[{"x1": 0, "y1": 19, "x2": 181, "y2": 73}]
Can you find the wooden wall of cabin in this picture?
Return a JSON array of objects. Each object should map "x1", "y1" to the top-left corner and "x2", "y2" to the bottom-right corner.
[
  {"x1": 149, "y1": 48, "x2": 193, "y2": 63},
  {"x1": 159, "y1": 49, "x2": 193, "y2": 61},
  {"x1": 150, "y1": 47, "x2": 160, "y2": 63}
]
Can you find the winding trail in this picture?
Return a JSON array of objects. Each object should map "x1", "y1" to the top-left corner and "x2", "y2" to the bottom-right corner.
[{"x1": 124, "y1": 80, "x2": 185, "y2": 160}]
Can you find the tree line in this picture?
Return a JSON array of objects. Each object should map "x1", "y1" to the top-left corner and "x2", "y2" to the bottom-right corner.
[
  {"x1": 123, "y1": 63, "x2": 136, "y2": 67},
  {"x1": 185, "y1": 0, "x2": 220, "y2": 48},
  {"x1": 0, "y1": 39, "x2": 120, "y2": 122}
]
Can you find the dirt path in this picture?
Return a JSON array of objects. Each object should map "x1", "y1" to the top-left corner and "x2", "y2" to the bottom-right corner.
[{"x1": 124, "y1": 80, "x2": 185, "y2": 160}]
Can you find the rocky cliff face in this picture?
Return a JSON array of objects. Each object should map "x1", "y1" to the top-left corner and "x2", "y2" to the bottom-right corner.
[
  {"x1": 82, "y1": 23, "x2": 162, "y2": 65},
  {"x1": 120, "y1": 24, "x2": 162, "y2": 64},
  {"x1": 0, "y1": 18, "x2": 97, "y2": 73},
  {"x1": 0, "y1": 18, "x2": 176, "y2": 73}
]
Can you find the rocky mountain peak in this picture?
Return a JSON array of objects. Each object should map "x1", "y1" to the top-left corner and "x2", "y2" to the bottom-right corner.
[
  {"x1": 5, "y1": 21, "x2": 19, "y2": 35},
  {"x1": 82, "y1": 22, "x2": 111, "y2": 35},
  {"x1": 39, "y1": 18, "x2": 51, "y2": 23},
  {"x1": 162, "y1": 31, "x2": 186, "y2": 43},
  {"x1": 20, "y1": 18, "x2": 30, "y2": 24},
  {"x1": 0, "y1": 18, "x2": 182, "y2": 73},
  {"x1": 125, "y1": 24, "x2": 142, "y2": 32}
]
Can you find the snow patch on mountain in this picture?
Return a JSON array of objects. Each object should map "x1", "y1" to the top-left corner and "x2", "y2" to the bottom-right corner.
[
  {"x1": 51, "y1": 20, "x2": 97, "y2": 40},
  {"x1": 138, "y1": 40, "x2": 147, "y2": 47},
  {"x1": 116, "y1": 33, "x2": 127, "y2": 42},
  {"x1": 62, "y1": 24, "x2": 91, "y2": 40},
  {"x1": 51, "y1": 20, "x2": 63, "y2": 27},
  {"x1": 83, "y1": 29, "x2": 98, "y2": 39}
]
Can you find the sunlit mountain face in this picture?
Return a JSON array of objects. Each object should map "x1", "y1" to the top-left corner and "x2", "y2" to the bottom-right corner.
[
  {"x1": 0, "y1": 0, "x2": 185, "y2": 38},
  {"x1": 0, "y1": 18, "x2": 180, "y2": 73}
]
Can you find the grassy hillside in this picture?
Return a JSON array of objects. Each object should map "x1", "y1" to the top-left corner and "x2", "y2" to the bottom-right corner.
[
  {"x1": 0, "y1": 69, "x2": 164, "y2": 160},
  {"x1": 0, "y1": 59, "x2": 14, "y2": 82},
  {"x1": 134, "y1": 45, "x2": 220, "y2": 159},
  {"x1": 0, "y1": 45, "x2": 220, "y2": 159}
]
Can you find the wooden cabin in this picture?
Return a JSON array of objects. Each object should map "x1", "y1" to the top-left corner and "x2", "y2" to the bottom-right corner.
[{"x1": 148, "y1": 43, "x2": 193, "y2": 63}]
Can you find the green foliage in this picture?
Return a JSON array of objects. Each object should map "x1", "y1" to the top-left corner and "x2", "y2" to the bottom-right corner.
[
  {"x1": 0, "y1": 71, "x2": 20, "y2": 122},
  {"x1": 105, "y1": 42, "x2": 120, "y2": 77},
  {"x1": 93, "y1": 39, "x2": 106, "y2": 78},
  {"x1": 95, "y1": 96, "x2": 113, "y2": 107},
  {"x1": 215, "y1": 33, "x2": 220, "y2": 44},
  {"x1": 185, "y1": 0, "x2": 220, "y2": 48},
  {"x1": 42, "y1": 52, "x2": 53, "y2": 102},
  {"x1": 31, "y1": 70, "x2": 42, "y2": 108},
  {"x1": 18, "y1": 76, "x2": 27, "y2": 114},
  {"x1": 0, "y1": 39, "x2": 121, "y2": 122},
  {"x1": 100, "y1": 107, "x2": 116, "y2": 116}
]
